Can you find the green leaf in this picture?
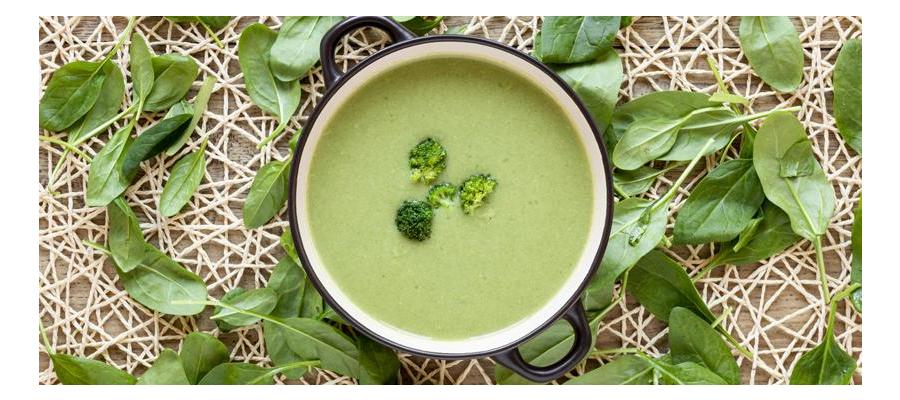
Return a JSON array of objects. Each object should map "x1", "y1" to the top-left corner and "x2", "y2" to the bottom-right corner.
[
  {"x1": 495, "y1": 320, "x2": 589, "y2": 385},
  {"x1": 159, "y1": 138, "x2": 207, "y2": 217},
  {"x1": 49, "y1": 353, "x2": 136, "y2": 385},
  {"x1": 565, "y1": 355, "x2": 653, "y2": 385},
  {"x1": 267, "y1": 255, "x2": 324, "y2": 319},
  {"x1": 707, "y1": 202, "x2": 800, "y2": 268},
  {"x1": 668, "y1": 307, "x2": 741, "y2": 384},
  {"x1": 166, "y1": 75, "x2": 217, "y2": 156},
  {"x1": 357, "y1": 335, "x2": 400, "y2": 384},
  {"x1": 552, "y1": 48, "x2": 622, "y2": 134},
  {"x1": 107, "y1": 197, "x2": 145, "y2": 272},
  {"x1": 144, "y1": 54, "x2": 199, "y2": 112},
  {"x1": 39, "y1": 61, "x2": 107, "y2": 132},
  {"x1": 86, "y1": 122, "x2": 134, "y2": 207},
  {"x1": 599, "y1": 198, "x2": 668, "y2": 282},
  {"x1": 117, "y1": 243, "x2": 207, "y2": 315},
  {"x1": 393, "y1": 16, "x2": 444, "y2": 35},
  {"x1": 833, "y1": 38, "x2": 862, "y2": 153},
  {"x1": 243, "y1": 159, "x2": 291, "y2": 229},
  {"x1": 612, "y1": 117, "x2": 685, "y2": 170},
  {"x1": 122, "y1": 111, "x2": 193, "y2": 179},
  {"x1": 67, "y1": 62, "x2": 126, "y2": 145},
  {"x1": 129, "y1": 32, "x2": 155, "y2": 106},
  {"x1": 179, "y1": 332, "x2": 230, "y2": 385},
  {"x1": 753, "y1": 113, "x2": 834, "y2": 241},
  {"x1": 278, "y1": 317, "x2": 360, "y2": 378},
  {"x1": 850, "y1": 199, "x2": 862, "y2": 312},
  {"x1": 238, "y1": 23, "x2": 302, "y2": 141},
  {"x1": 657, "y1": 360, "x2": 728, "y2": 385},
  {"x1": 211, "y1": 288, "x2": 247, "y2": 332},
  {"x1": 198, "y1": 16, "x2": 232, "y2": 31},
  {"x1": 263, "y1": 321, "x2": 306, "y2": 379},
  {"x1": 211, "y1": 287, "x2": 278, "y2": 327},
  {"x1": 269, "y1": 16, "x2": 343, "y2": 81},
  {"x1": 739, "y1": 17, "x2": 804, "y2": 92},
  {"x1": 198, "y1": 363, "x2": 278, "y2": 385},
  {"x1": 732, "y1": 216, "x2": 763, "y2": 252},
  {"x1": 535, "y1": 17, "x2": 620, "y2": 64},
  {"x1": 779, "y1": 141, "x2": 819, "y2": 178},
  {"x1": 608, "y1": 91, "x2": 711, "y2": 153},
  {"x1": 657, "y1": 108, "x2": 743, "y2": 161},
  {"x1": 613, "y1": 166, "x2": 662, "y2": 197},
  {"x1": 789, "y1": 303, "x2": 857, "y2": 384},
  {"x1": 673, "y1": 159, "x2": 765, "y2": 244},
  {"x1": 709, "y1": 91, "x2": 749, "y2": 105},
  {"x1": 627, "y1": 250, "x2": 716, "y2": 323},
  {"x1": 620, "y1": 16, "x2": 634, "y2": 28},
  {"x1": 280, "y1": 228, "x2": 300, "y2": 265},
  {"x1": 137, "y1": 349, "x2": 189, "y2": 385}
]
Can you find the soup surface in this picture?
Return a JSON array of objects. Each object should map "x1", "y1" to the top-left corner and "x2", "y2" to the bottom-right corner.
[{"x1": 305, "y1": 55, "x2": 594, "y2": 340}]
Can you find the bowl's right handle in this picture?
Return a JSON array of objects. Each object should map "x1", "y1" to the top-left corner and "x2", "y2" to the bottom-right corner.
[
  {"x1": 320, "y1": 16, "x2": 417, "y2": 88},
  {"x1": 492, "y1": 299, "x2": 593, "y2": 383}
]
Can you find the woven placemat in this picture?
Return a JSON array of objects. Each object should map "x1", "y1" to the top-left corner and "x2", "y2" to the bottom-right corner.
[{"x1": 38, "y1": 16, "x2": 862, "y2": 385}]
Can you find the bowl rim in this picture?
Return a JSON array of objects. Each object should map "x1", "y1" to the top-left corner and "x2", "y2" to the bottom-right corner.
[{"x1": 286, "y1": 34, "x2": 614, "y2": 359}]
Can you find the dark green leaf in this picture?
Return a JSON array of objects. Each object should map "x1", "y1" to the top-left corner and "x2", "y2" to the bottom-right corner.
[
  {"x1": 627, "y1": 250, "x2": 716, "y2": 323},
  {"x1": 144, "y1": 54, "x2": 199, "y2": 112},
  {"x1": 137, "y1": 349, "x2": 189, "y2": 385},
  {"x1": 129, "y1": 32, "x2": 155, "y2": 106},
  {"x1": 263, "y1": 321, "x2": 306, "y2": 380},
  {"x1": 535, "y1": 17, "x2": 620, "y2": 64},
  {"x1": 166, "y1": 75, "x2": 217, "y2": 155},
  {"x1": 708, "y1": 202, "x2": 800, "y2": 267},
  {"x1": 107, "y1": 197, "x2": 145, "y2": 272},
  {"x1": 122, "y1": 111, "x2": 192, "y2": 179},
  {"x1": 669, "y1": 307, "x2": 741, "y2": 384},
  {"x1": 279, "y1": 317, "x2": 360, "y2": 378},
  {"x1": 612, "y1": 106, "x2": 729, "y2": 169},
  {"x1": 117, "y1": 243, "x2": 207, "y2": 315},
  {"x1": 608, "y1": 91, "x2": 710, "y2": 153},
  {"x1": 357, "y1": 335, "x2": 400, "y2": 384},
  {"x1": 198, "y1": 17, "x2": 232, "y2": 31},
  {"x1": 552, "y1": 48, "x2": 622, "y2": 134},
  {"x1": 599, "y1": 198, "x2": 668, "y2": 284},
  {"x1": 50, "y1": 353, "x2": 136, "y2": 385},
  {"x1": 657, "y1": 360, "x2": 728, "y2": 385},
  {"x1": 495, "y1": 320, "x2": 583, "y2": 385},
  {"x1": 211, "y1": 287, "x2": 278, "y2": 327},
  {"x1": 67, "y1": 62, "x2": 125, "y2": 145},
  {"x1": 39, "y1": 61, "x2": 107, "y2": 131},
  {"x1": 620, "y1": 16, "x2": 634, "y2": 28},
  {"x1": 739, "y1": 17, "x2": 804, "y2": 92},
  {"x1": 732, "y1": 216, "x2": 763, "y2": 252},
  {"x1": 657, "y1": 108, "x2": 742, "y2": 161},
  {"x1": 851, "y1": 199, "x2": 862, "y2": 312},
  {"x1": 753, "y1": 113, "x2": 834, "y2": 240},
  {"x1": 613, "y1": 166, "x2": 662, "y2": 197},
  {"x1": 159, "y1": 139, "x2": 207, "y2": 217},
  {"x1": 673, "y1": 159, "x2": 765, "y2": 244},
  {"x1": 212, "y1": 288, "x2": 247, "y2": 332},
  {"x1": 393, "y1": 16, "x2": 444, "y2": 35},
  {"x1": 280, "y1": 228, "x2": 300, "y2": 265},
  {"x1": 269, "y1": 16, "x2": 343, "y2": 81},
  {"x1": 779, "y1": 141, "x2": 819, "y2": 178},
  {"x1": 833, "y1": 38, "x2": 862, "y2": 153},
  {"x1": 198, "y1": 363, "x2": 277, "y2": 385},
  {"x1": 243, "y1": 159, "x2": 291, "y2": 229},
  {"x1": 238, "y1": 23, "x2": 301, "y2": 137},
  {"x1": 86, "y1": 122, "x2": 134, "y2": 207},
  {"x1": 789, "y1": 304, "x2": 857, "y2": 384},
  {"x1": 565, "y1": 355, "x2": 652, "y2": 385},
  {"x1": 179, "y1": 332, "x2": 229, "y2": 384}
]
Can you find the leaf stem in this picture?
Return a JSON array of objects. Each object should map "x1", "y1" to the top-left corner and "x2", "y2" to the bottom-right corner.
[
  {"x1": 70, "y1": 102, "x2": 140, "y2": 147},
  {"x1": 82, "y1": 239, "x2": 112, "y2": 255},
  {"x1": 830, "y1": 282, "x2": 861, "y2": 305},
  {"x1": 39, "y1": 136, "x2": 91, "y2": 160},
  {"x1": 38, "y1": 319, "x2": 54, "y2": 355},
  {"x1": 257, "y1": 121, "x2": 288, "y2": 150},
  {"x1": 590, "y1": 347, "x2": 639, "y2": 357},
  {"x1": 198, "y1": 20, "x2": 226, "y2": 48},
  {"x1": 718, "y1": 326, "x2": 753, "y2": 359},
  {"x1": 650, "y1": 137, "x2": 717, "y2": 212},
  {"x1": 101, "y1": 16, "x2": 138, "y2": 66},
  {"x1": 813, "y1": 236, "x2": 831, "y2": 301},
  {"x1": 270, "y1": 360, "x2": 320, "y2": 375}
]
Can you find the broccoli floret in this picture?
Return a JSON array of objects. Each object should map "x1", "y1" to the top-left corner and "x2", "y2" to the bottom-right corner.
[
  {"x1": 409, "y1": 138, "x2": 447, "y2": 184},
  {"x1": 426, "y1": 183, "x2": 457, "y2": 209},
  {"x1": 459, "y1": 174, "x2": 498, "y2": 214},
  {"x1": 395, "y1": 200, "x2": 433, "y2": 241}
]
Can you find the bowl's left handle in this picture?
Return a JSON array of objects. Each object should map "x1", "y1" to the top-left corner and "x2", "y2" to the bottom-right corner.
[
  {"x1": 320, "y1": 16, "x2": 416, "y2": 88},
  {"x1": 492, "y1": 299, "x2": 593, "y2": 383}
]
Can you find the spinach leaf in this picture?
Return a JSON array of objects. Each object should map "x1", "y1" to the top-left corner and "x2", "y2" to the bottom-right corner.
[
  {"x1": 778, "y1": 141, "x2": 819, "y2": 178},
  {"x1": 627, "y1": 250, "x2": 716, "y2": 323},
  {"x1": 122, "y1": 110, "x2": 193, "y2": 179},
  {"x1": 117, "y1": 243, "x2": 207, "y2": 316},
  {"x1": 179, "y1": 332, "x2": 229, "y2": 384},
  {"x1": 67, "y1": 62, "x2": 125, "y2": 145},
  {"x1": 166, "y1": 75, "x2": 217, "y2": 156},
  {"x1": 668, "y1": 307, "x2": 741, "y2": 384},
  {"x1": 39, "y1": 61, "x2": 107, "y2": 132},
  {"x1": 278, "y1": 317, "x2": 360, "y2": 378},
  {"x1": 833, "y1": 38, "x2": 862, "y2": 153},
  {"x1": 393, "y1": 16, "x2": 444, "y2": 35},
  {"x1": 86, "y1": 121, "x2": 135, "y2": 207},
  {"x1": 143, "y1": 54, "x2": 199, "y2": 112},
  {"x1": 704, "y1": 202, "x2": 800, "y2": 270},
  {"x1": 612, "y1": 116, "x2": 689, "y2": 170},
  {"x1": 238, "y1": 23, "x2": 302, "y2": 148},
  {"x1": 357, "y1": 335, "x2": 400, "y2": 384},
  {"x1": 137, "y1": 349, "x2": 190, "y2": 385},
  {"x1": 552, "y1": 47, "x2": 622, "y2": 134},
  {"x1": 620, "y1": 16, "x2": 634, "y2": 28},
  {"x1": 280, "y1": 228, "x2": 301, "y2": 265},
  {"x1": 243, "y1": 159, "x2": 291, "y2": 229},
  {"x1": 850, "y1": 199, "x2": 862, "y2": 312},
  {"x1": 211, "y1": 287, "x2": 278, "y2": 327},
  {"x1": 600, "y1": 197, "x2": 668, "y2": 279},
  {"x1": 198, "y1": 17, "x2": 232, "y2": 31},
  {"x1": 268, "y1": 256, "x2": 303, "y2": 317},
  {"x1": 739, "y1": 17, "x2": 804, "y2": 92},
  {"x1": 107, "y1": 197, "x2": 145, "y2": 272},
  {"x1": 565, "y1": 355, "x2": 653, "y2": 385},
  {"x1": 495, "y1": 320, "x2": 595, "y2": 385},
  {"x1": 269, "y1": 16, "x2": 343, "y2": 81},
  {"x1": 535, "y1": 17, "x2": 620, "y2": 64},
  {"x1": 656, "y1": 360, "x2": 728, "y2": 385},
  {"x1": 197, "y1": 363, "x2": 277, "y2": 385},
  {"x1": 673, "y1": 159, "x2": 765, "y2": 244},
  {"x1": 608, "y1": 91, "x2": 711, "y2": 153},
  {"x1": 263, "y1": 319, "x2": 309, "y2": 380},
  {"x1": 709, "y1": 91, "x2": 749, "y2": 105},
  {"x1": 159, "y1": 138, "x2": 207, "y2": 217},
  {"x1": 49, "y1": 353, "x2": 136, "y2": 385},
  {"x1": 128, "y1": 32, "x2": 155, "y2": 109},
  {"x1": 211, "y1": 288, "x2": 247, "y2": 332},
  {"x1": 655, "y1": 108, "x2": 741, "y2": 161},
  {"x1": 789, "y1": 302, "x2": 857, "y2": 384},
  {"x1": 753, "y1": 113, "x2": 834, "y2": 241},
  {"x1": 612, "y1": 166, "x2": 663, "y2": 197}
]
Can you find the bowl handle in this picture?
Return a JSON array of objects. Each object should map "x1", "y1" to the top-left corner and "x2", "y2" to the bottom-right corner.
[
  {"x1": 320, "y1": 16, "x2": 417, "y2": 88},
  {"x1": 492, "y1": 299, "x2": 593, "y2": 383}
]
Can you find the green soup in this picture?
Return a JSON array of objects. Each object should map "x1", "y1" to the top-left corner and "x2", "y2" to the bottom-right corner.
[{"x1": 306, "y1": 56, "x2": 594, "y2": 339}]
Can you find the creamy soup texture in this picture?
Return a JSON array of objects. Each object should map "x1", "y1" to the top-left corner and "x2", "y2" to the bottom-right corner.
[{"x1": 305, "y1": 56, "x2": 594, "y2": 339}]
